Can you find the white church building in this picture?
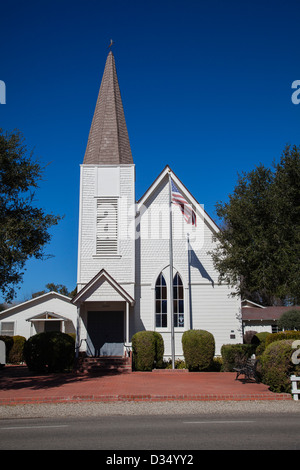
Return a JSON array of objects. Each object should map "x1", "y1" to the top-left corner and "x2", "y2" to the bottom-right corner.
[{"x1": 0, "y1": 51, "x2": 242, "y2": 361}]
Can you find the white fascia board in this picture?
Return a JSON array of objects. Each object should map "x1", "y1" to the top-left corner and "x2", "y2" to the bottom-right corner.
[{"x1": 0, "y1": 292, "x2": 71, "y2": 318}]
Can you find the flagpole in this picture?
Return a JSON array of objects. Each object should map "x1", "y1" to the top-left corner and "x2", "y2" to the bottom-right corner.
[
  {"x1": 187, "y1": 233, "x2": 193, "y2": 330},
  {"x1": 168, "y1": 171, "x2": 175, "y2": 369}
]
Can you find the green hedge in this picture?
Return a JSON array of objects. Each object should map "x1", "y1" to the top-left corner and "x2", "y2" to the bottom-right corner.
[
  {"x1": 132, "y1": 331, "x2": 164, "y2": 371},
  {"x1": 252, "y1": 332, "x2": 271, "y2": 356},
  {"x1": 153, "y1": 331, "x2": 164, "y2": 368},
  {"x1": 265, "y1": 330, "x2": 300, "y2": 347},
  {"x1": 8, "y1": 335, "x2": 26, "y2": 363},
  {"x1": 0, "y1": 336, "x2": 13, "y2": 362},
  {"x1": 182, "y1": 329, "x2": 215, "y2": 371},
  {"x1": 23, "y1": 331, "x2": 75, "y2": 372},
  {"x1": 221, "y1": 343, "x2": 255, "y2": 371},
  {"x1": 260, "y1": 339, "x2": 300, "y2": 393}
]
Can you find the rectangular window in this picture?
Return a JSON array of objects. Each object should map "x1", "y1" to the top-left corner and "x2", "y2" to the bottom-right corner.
[
  {"x1": 96, "y1": 198, "x2": 118, "y2": 255},
  {"x1": 0, "y1": 322, "x2": 14, "y2": 336},
  {"x1": 272, "y1": 323, "x2": 282, "y2": 334}
]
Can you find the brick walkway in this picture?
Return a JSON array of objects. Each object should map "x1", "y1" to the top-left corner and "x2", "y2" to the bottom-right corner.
[{"x1": 0, "y1": 365, "x2": 292, "y2": 404}]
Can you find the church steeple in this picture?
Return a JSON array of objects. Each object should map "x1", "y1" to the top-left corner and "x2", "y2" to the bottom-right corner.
[{"x1": 83, "y1": 51, "x2": 133, "y2": 165}]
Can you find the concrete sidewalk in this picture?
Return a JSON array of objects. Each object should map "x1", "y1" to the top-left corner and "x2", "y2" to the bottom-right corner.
[{"x1": 0, "y1": 365, "x2": 292, "y2": 404}]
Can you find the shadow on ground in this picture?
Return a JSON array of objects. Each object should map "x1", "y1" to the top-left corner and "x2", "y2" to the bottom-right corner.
[{"x1": 0, "y1": 365, "x2": 124, "y2": 391}]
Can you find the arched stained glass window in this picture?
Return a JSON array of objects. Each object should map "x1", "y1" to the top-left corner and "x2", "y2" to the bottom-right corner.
[
  {"x1": 155, "y1": 273, "x2": 167, "y2": 328},
  {"x1": 173, "y1": 273, "x2": 184, "y2": 327}
]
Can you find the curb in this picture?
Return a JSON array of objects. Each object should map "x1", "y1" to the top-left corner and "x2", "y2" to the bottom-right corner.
[{"x1": 0, "y1": 393, "x2": 292, "y2": 405}]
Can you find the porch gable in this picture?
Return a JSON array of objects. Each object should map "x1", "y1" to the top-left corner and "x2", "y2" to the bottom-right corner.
[{"x1": 72, "y1": 269, "x2": 134, "y2": 306}]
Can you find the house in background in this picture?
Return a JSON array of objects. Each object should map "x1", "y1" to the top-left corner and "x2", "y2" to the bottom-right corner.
[
  {"x1": 0, "y1": 50, "x2": 243, "y2": 361},
  {"x1": 242, "y1": 300, "x2": 300, "y2": 335},
  {"x1": 0, "y1": 291, "x2": 76, "y2": 338}
]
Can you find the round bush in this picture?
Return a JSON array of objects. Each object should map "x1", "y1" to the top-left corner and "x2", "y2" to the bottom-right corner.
[
  {"x1": 221, "y1": 343, "x2": 254, "y2": 371},
  {"x1": 132, "y1": 331, "x2": 164, "y2": 371},
  {"x1": 153, "y1": 331, "x2": 164, "y2": 368},
  {"x1": 132, "y1": 331, "x2": 156, "y2": 371},
  {"x1": 0, "y1": 335, "x2": 13, "y2": 362},
  {"x1": 8, "y1": 335, "x2": 26, "y2": 363},
  {"x1": 243, "y1": 330, "x2": 257, "y2": 344},
  {"x1": 252, "y1": 332, "x2": 271, "y2": 357},
  {"x1": 23, "y1": 331, "x2": 75, "y2": 372},
  {"x1": 260, "y1": 339, "x2": 300, "y2": 393},
  {"x1": 182, "y1": 329, "x2": 215, "y2": 371}
]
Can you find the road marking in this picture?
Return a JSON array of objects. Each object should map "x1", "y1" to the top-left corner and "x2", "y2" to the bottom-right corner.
[
  {"x1": 183, "y1": 420, "x2": 255, "y2": 424},
  {"x1": 0, "y1": 424, "x2": 69, "y2": 430}
]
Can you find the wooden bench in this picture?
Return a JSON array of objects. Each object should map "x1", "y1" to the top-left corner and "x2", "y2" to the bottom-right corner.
[{"x1": 233, "y1": 358, "x2": 258, "y2": 382}]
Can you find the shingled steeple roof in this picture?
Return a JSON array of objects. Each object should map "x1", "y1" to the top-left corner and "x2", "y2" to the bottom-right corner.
[{"x1": 83, "y1": 51, "x2": 133, "y2": 165}]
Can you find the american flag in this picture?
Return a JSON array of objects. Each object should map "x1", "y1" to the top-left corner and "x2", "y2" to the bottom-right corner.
[{"x1": 171, "y1": 179, "x2": 196, "y2": 226}]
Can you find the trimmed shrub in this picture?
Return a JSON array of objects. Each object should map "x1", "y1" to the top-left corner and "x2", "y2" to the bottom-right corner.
[
  {"x1": 8, "y1": 335, "x2": 26, "y2": 363},
  {"x1": 211, "y1": 356, "x2": 223, "y2": 372},
  {"x1": 182, "y1": 329, "x2": 215, "y2": 371},
  {"x1": 132, "y1": 331, "x2": 155, "y2": 371},
  {"x1": 252, "y1": 332, "x2": 271, "y2": 357},
  {"x1": 221, "y1": 343, "x2": 254, "y2": 371},
  {"x1": 23, "y1": 331, "x2": 75, "y2": 372},
  {"x1": 260, "y1": 339, "x2": 300, "y2": 393},
  {"x1": 153, "y1": 331, "x2": 164, "y2": 368},
  {"x1": 265, "y1": 330, "x2": 300, "y2": 348},
  {"x1": 243, "y1": 330, "x2": 257, "y2": 345},
  {"x1": 132, "y1": 331, "x2": 164, "y2": 371},
  {"x1": 164, "y1": 359, "x2": 187, "y2": 369},
  {"x1": 0, "y1": 336, "x2": 13, "y2": 362}
]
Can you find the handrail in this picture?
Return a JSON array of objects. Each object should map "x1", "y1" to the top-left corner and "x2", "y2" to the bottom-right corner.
[{"x1": 75, "y1": 338, "x2": 93, "y2": 357}]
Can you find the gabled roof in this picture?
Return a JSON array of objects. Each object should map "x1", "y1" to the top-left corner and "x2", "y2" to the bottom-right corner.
[
  {"x1": 26, "y1": 311, "x2": 71, "y2": 322},
  {"x1": 241, "y1": 299, "x2": 265, "y2": 309},
  {"x1": 71, "y1": 269, "x2": 135, "y2": 306},
  {"x1": 242, "y1": 305, "x2": 300, "y2": 321},
  {"x1": 137, "y1": 165, "x2": 220, "y2": 234},
  {"x1": 0, "y1": 291, "x2": 72, "y2": 317},
  {"x1": 83, "y1": 51, "x2": 133, "y2": 165}
]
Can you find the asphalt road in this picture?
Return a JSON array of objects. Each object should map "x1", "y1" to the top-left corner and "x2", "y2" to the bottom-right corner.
[{"x1": 0, "y1": 411, "x2": 299, "y2": 451}]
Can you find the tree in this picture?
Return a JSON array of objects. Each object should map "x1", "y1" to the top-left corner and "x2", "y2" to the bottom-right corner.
[
  {"x1": 0, "y1": 129, "x2": 62, "y2": 302},
  {"x1": 278, "y1": 310, "x2": 300, "y2": 331},
  {"x1": 211, "y1": 144, "x2": 300, "y2": 305},
  {"x1": 31, "y1": 283, "x2": 71, "y2": 299}
]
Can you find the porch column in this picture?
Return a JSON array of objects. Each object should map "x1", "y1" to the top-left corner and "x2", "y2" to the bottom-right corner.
[
  {"x1": 75, "y1": 305, "x2": 81, "y2": 358},
  {"x1": 126, "y1": 301, "x2": 130, "y2": 344}
]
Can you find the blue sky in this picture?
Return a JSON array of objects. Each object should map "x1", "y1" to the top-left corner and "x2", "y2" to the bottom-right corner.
[{"x1": 1, "y1": 0, "x2": 300, "y2": 302}]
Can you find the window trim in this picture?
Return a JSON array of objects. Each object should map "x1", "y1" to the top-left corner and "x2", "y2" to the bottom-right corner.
[
  {"x1": 0, "y1": 321, "x2": 15, "y2": 336},
  {"x1": 173, "y1": 272, "x2": 184, "y2": 328},
  {"x1": 154, "y1": 269, "x2": 186, "y2": 332},
  {"x1": 155, "y1": 273, "x2": 168, "y2": 328}
]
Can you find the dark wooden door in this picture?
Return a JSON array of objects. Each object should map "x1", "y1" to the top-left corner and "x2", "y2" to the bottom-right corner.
[{"x1": 87, "y1": 311, "x2": 124, "y2": 356}]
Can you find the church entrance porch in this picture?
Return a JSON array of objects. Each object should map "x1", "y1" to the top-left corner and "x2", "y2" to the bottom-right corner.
[
  {"x1": 75, "y1": 301, "x2": 133, "y2": 373},
  {"x1": 71, "y1": 269, "x2": 135, "y2": 360}
]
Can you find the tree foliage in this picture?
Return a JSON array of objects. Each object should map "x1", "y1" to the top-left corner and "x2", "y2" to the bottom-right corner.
[
  {"x1": 278, "y1": 310, "x2": 300, "y2": 331},
  {"x1": 32, "y1": 283, "x2": 71, "y2": 299},
  {"x1": 0, "y1": 129, "x2": 62, "y2": 301},
  {"x1": 211, "y1": 144, "x2": 300, "y2": 305}
]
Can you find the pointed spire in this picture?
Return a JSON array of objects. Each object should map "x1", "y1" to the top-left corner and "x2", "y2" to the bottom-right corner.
[{"x1": 83, "y1": 51, "x2": 133, "y2": 165}]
